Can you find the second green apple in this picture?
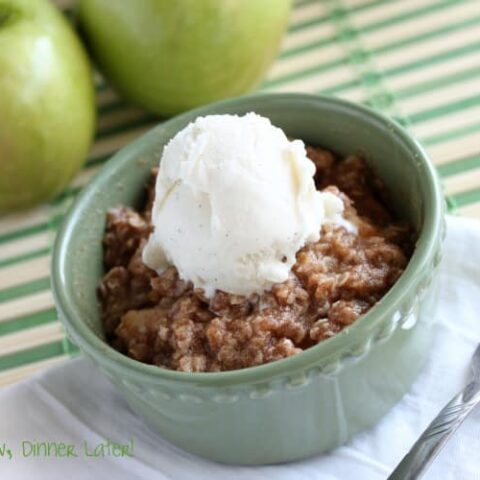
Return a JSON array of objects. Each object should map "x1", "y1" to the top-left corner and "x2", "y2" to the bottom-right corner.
[{"x1": 78, "y1": 0, "x2": 291, "y2": 116}]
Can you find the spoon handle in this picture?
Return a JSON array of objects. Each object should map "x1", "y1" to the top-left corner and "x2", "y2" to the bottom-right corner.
[{"x1": 388, "y1": 381, "x2": 480, "y2": 480}]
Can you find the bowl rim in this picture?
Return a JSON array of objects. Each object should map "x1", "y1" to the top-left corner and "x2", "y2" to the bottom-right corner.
[{"x1": 52, "y1": 92, "x2": 444, "y2": 387}]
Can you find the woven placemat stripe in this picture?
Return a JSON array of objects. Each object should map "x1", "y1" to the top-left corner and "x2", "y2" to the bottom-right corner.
[
  {"x1": 450, "y1": 188, "x2": 480, "y2": 208},
  {"x1": 426, "y1": 133, "x2": 479, "y2": 167},
  {"x1": 0, "y1": 323, "x2": 64, "y2": 358},
  {"x1": 288, "y1": 3, "x2": 332, "y2": 33},
  {"x1": 281, "y1": 0, "x2": 406, "y2": 58},
  {"x1": 438, "y1": 153, "x2": 480, "y2": 178},
  {"x1": 0, "y1": 206, "x2": 51, "y2": 238},
  {"x1": 458, "y1": 201, "x2": 480, "y2": 217},
  {"x1": 0, "y1": 340, "x2": 78, "y2": 373},
  {"x1": 0, "y1": 231, "x2": 50, "y2": 262},
  {"x1": 423, "y1": 122, "x2": 480, "y2": 147},
  {"x1": 396, "y1": 66, "x2": 480, "y2": 102},
  {"x1": 327, "y1": 0, "x2": 409, "y2": 126},
  {"x1": 0, "y1": 356, "x2": 71, "y2": 388},
  {"x1": 0, "y1": 222, "x2": 51, "y2": 246},
  {"x1": 0, "y1": 278, "x2": 51, "y2": 304},
  {"x1": 0, "y1": 247, "x2": 50, "y2": 270},
  {"x1": 0, "y1": 308, "x2": 57, "y2": 337},
  {"x1": 415, "y1": 105, "x2": 480, "y2": 141},
  {"x1": 0, "y1": 290, "x2": 54, "y2": 331},
  {"x1": 409, "y1": 94, "x2": 480, "y2": 124},
  {"x1": 380, "y1": 41, "x2": 480, "y2": 82},
  {"x1": 352, "y1": 0, "x2": 460, "y2": 32},
  {"x1": 444, "y1": 159, "x2": 480, "y2": 187}
]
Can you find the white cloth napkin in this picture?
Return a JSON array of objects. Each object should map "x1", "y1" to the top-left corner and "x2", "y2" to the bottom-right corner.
[{"x1": 1, "y1": 215, "x2": 480, "y2": 480}]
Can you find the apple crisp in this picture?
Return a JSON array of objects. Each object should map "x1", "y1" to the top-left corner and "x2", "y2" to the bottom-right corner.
[{"x1": 99, "y1": 147, "x2": 415, "y2": 372}]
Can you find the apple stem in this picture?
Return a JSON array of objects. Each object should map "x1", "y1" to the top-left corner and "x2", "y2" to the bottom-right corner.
[{"x1": 0, "y1": 4, "x2": 16, "y2": 28}]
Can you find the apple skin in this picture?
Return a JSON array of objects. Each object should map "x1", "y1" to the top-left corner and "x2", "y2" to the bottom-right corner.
[
  {"x1": 78, "y1": 0, "x2": 291, "y2": 116},
  {"x1": 0, "y1": 0, "x2": 95, "y2": 212}
]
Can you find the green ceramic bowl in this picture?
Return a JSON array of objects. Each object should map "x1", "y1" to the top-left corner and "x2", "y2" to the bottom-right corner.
[{"x1": 52, "y1": 93, "x2": 444, "y2": 465}]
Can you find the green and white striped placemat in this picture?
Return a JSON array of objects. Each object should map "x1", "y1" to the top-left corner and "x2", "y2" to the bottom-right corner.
[{"x1": 1, "y1": 0, "x2": 480, "y2": 387}]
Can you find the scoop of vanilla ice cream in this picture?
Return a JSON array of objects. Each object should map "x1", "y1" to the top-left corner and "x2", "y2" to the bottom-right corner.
[{"x1": 143, "y1": 113, "x2": 349, "y2": 297}]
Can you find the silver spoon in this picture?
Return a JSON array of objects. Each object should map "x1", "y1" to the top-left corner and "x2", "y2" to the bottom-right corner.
[{"x1": 388, "y1": 343, "x2": 480, "y2": 480}]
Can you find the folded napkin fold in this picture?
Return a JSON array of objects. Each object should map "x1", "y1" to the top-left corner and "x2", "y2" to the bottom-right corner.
[{"x1": 1, "y1": 215, "x2": 480, "y2": 480}]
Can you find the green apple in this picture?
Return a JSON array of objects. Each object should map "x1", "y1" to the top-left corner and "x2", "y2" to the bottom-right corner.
[
  {"x1": 78, "y1": 0, "x2": 291, "y2": 116},
  {"x1": 0, "y1": 0, "x2": 95, "y2": 212}
]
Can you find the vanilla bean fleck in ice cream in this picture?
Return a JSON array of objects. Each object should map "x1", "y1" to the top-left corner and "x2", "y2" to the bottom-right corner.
[{"x1": 142, "y1": 113, "x2": 354, "y2": 296}]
